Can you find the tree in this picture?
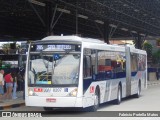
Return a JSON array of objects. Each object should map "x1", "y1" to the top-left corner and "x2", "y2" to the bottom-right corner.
[
  {"x1": 152, "y1": 50, "x2": 160, "y2": 66},
  {"x1": 142, "y1": 41, "x2": 153, "y2": 59},
  {"x1": 1, "y1": 43, "x2": 10, "y2": 54},
  {"x1": 156, "y1": 38, "x2": 160, "y2": 47},
  {"x1": 1, "y1": 42, "x2": 20, "y2": 54}
]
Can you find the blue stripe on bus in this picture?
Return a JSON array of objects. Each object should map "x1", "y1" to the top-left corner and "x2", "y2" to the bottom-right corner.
[
  {"x1": 95, "y1": 71, "x2": 126, "y2": 80},
  {"x1": 83, "y1": 78, "x2": 93, "y2": 94},
  {"x1": 131, "y1": 72, "x2": 137, "y2": 76},
  {"x1": 83, "y1": 71, "x2": 138, "y2": 94}
]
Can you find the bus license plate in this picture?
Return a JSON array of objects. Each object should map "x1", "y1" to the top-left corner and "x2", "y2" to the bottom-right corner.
[{"x1": 46, "y1": 98, "x2": 56, "y2": 103}]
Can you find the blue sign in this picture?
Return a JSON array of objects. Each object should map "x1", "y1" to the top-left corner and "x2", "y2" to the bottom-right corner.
[
  {"x1": 53, "y1": 54, "x2": 60, "y2": 60},
  {"x1": 64, "y1": 88, "x2": 68, "y2": 92}
]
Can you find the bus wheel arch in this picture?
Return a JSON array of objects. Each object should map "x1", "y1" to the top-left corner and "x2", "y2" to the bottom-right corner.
[
  {"x1": 88, "y1": 85, "x2": 100, "y2": 112},
  {"x1": 115, "y1": 82, "x2": 122, "y2": 105},
  {"x1": 135, "y1": 79, "x2": 141, "y2": 98}
]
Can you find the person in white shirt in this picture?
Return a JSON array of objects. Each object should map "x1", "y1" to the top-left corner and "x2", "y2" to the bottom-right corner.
[{"x1": 0, "y1": 70, "x2": 4, "y2": 102}]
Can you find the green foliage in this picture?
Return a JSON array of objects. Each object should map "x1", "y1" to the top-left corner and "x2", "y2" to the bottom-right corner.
[
  {"x1": 157, "y1": 38, "x2": 160, "y2": 46},
  {"x1": 142, "y1": 41, "x2": 153, "y2": 58},
  {"x1": 1, "y1": 43, "x2": 20, "y2": 54},
  {"x1": 132, "y1": 40, "x2": 136, "y2": 45},
  {"x1": 152, "y1": 50, "x2": 160, "y2": 65},
  {"x1": 0, "y1": 62, "x2": 11, "y2": 69},
  {"x1": 2, "y1": 43, "x2": 10, "y2": 54}
]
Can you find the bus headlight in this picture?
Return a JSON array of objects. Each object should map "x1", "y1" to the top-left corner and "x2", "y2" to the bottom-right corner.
[
  {"x1": 28, "y1": 89, "x2": 38, "y2": 96},
  {"x1": 68, "y1": 88, "x2": 78, "y2": 97},
  {"x1": 28, "y1": 89, "x2": 34, "y2": 96}
]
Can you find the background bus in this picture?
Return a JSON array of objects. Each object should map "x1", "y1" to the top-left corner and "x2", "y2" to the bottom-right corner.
[{"x1": 25, "y1": 36, "x2": 147, "y2": 111}]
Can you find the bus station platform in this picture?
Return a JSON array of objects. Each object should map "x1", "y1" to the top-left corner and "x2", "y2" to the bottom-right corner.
[
  {"x1": 0, "y1": 80, "x2": 160, "y2": 110},
  {"x1": 0, "y1": 91, "x2": 25, "y2": 110}
]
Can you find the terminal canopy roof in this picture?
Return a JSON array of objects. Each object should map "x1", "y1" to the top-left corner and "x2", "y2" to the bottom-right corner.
[{"x1": 0, "y1": 0, "x2": 160, "y2": 41}]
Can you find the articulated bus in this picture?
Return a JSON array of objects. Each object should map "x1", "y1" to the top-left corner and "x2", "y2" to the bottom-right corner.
[{"x1": 25, "y1": 36, "x2": 147, "y2": 111}]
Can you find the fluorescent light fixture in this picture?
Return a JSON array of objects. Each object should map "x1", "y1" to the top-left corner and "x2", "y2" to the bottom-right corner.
[
  {"x1": 131, "y1": 31, "x2": 137, "y2": 33},
  {"x1": 148, "y1": 35, "x2": 153, "y2": 38},
  {"x1": 77, "y1": 14, "x2": 88, "y2": 19},
  {"x1": 109, "y1": 24, "x2": 117, "y2": 28},
  {"x1": 57, "y1": 8, "x2": 71, "y2": 14},
  {"x1": 140, "y1": 33, "x2": 145, "y2": 36},
  {"x1": 134, "y1": 9, "x2": 139, "y2": 12},
  {"x1": 143, "y1": 14, "x2": 147, "y2": 16},
  {"x1": 95, "y1": 20, "x2": 104, "y2": 24},
  {"x1": 121, "y1": 28, "x2": 128, "y2": 31},
  {"x1": 28, "y1": 0, "x2": 45, "y2": 7},
  {"x1": 123, "y1": 4, "x2": 128, "y2": 7}
]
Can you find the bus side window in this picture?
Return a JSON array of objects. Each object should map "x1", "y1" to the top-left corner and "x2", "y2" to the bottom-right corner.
[
  {"x1": 131, "y1": 53, "x2": 138, "y2": 72},
  {"x1": 83, "y1": 56, "x2": 91, "y2": 78}
]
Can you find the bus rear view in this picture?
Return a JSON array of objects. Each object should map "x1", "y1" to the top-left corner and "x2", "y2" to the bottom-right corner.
[{"x1": 25, "y1": 36, "x2": 82, "y2": 111}]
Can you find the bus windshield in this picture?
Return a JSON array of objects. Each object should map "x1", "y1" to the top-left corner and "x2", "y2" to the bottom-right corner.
[{"x1": 28, "y1": 44, "x2": 81, "y2": 86}]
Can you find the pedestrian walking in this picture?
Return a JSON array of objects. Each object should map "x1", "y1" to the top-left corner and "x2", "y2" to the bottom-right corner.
[
  {"x1": 0, "y1": 70, "x2": 4, "y2": 102},
  {"x1": 3, "y1": 72, "x2": 13, "y2": 100},
  {"x1": 19, "y1": 66, "x2": 25, "y2": 99},
  {"x1": 156, "y1": 71, "x2": 159, "y2": 80},
  {"x1": 12, "y1": 72, "x2": 18, "y2": 99}
]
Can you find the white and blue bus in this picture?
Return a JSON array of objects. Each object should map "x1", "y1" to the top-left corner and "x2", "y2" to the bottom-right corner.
[{"x1": 25, "y1": 36, "x2": 147, "y2": 111}]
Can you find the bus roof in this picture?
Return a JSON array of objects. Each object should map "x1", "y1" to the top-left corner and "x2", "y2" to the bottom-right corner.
[
  {"x1": 41, "y1": 35, "x2": 105, "y2": 44},
  {"x1": 34, "y1": 35, "x2": 146, "y2": 55}
]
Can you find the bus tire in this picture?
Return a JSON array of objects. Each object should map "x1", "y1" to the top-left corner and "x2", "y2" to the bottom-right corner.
[
  {"x1": 88, "y1": 88, "x2": 100, "y2": 112},
  {"x1": 115, "y1": 85, "x2": 122, "y2": 105},
  {"x1": 134, "y1": 81, "x2": 141, "y2": 98}
]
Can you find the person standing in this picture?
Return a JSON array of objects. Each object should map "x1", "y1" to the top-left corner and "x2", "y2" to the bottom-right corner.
[
  {"x1": 156, "y1": 68, "x2": 159, "y2": 80},
  {"x1": 3, "y1": 72, "x2": 13, "y2": 100},
  {"x1": 12, "y1": 72, "x2": 17, "y2": 99},
  {"x1": 0, "y1": 70, "x2": 4, "y2": 102},
  {"x1": 19, "y1": 66, "x2": 25, "y2": 100}
]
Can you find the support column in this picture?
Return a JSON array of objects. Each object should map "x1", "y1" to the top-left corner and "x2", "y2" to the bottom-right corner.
[
  {"x1": 104, "y1": 21, "x2": 110, "y2": 44},
  {"x1": 45, "y1": 2, "x2": 53, "y2": 36},
  {"x1": 137, "y1": 34, "x2": 142, "y2": 49},
  {"x1": 132, "y1": 33, "x2": 145, "y2": 49},
  {"x1": 18, "y1": 54, "x2": 22, "y2": 68},
  {"x1": 76, "y1": 0, "x2": 78, "y2": 35}
]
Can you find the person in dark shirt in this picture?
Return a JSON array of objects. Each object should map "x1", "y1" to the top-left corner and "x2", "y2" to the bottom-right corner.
[
  {"x1": 12, "y1": 72, "x2": 18, "y2": 99},
  {"x1": 19, "y1": 66, "x2": 25, "y2": 99},
  {"x1": 156, "y1": 69, "x2": 159, "y2": 80}
]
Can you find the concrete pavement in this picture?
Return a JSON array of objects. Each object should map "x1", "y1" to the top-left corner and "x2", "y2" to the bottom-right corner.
[
  {"x1": 0, "y1": 80, "x2": 160, "y2": 110},
  {"x1": 0, "y1": 91, "x2": 25, "y2": 110},
  {"x1": 147, "y1": 80, "x2": 160, "y2": 86}
]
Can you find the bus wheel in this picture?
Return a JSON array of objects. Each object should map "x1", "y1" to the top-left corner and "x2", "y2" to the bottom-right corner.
[
  {"x1": 135, "y1": 81, "x2": 141, "y2": 98},
  {"x1": 88, "y1": 89, "x2": 100, "y2": 112},
  {"x1": 115, "y1": 85, "x2": 122, "y2": 105}
]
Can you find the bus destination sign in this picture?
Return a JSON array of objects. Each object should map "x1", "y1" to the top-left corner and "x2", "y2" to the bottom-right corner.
[{"x1": 36, "y1": 44, "x2": 72, "y2": 51}]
